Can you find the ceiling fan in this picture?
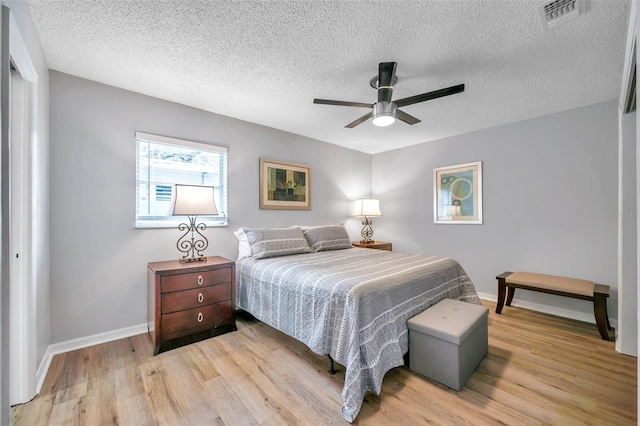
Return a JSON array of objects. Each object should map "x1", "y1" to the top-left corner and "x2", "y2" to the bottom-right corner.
[{"x1": 313, "y1": 62, "x2": 464, "y2": 128}]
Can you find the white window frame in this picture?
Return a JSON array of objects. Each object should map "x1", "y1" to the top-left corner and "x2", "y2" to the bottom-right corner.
[{"x1": 135, "y1": 132, "x2": 228, "y2": 228}]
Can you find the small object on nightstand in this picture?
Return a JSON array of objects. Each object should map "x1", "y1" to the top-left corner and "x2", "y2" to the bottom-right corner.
[
  {"x1": 147, "y1": 256, "x2": 236, "y2": 355},
  {"x1": 352, "y1": 241, "x2": 392, "y2": 251}
]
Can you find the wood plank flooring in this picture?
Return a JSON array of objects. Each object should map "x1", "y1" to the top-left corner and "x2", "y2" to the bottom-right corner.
[{"x1": 12, "y1": 300, "x2": 637, "y2": 425}]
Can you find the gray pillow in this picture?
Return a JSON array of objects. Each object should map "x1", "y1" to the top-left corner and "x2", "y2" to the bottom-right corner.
[
  {"x1": 303, "y1": 225, "x2": 353, "y2": 252},
  {"x1": 243, "y1": 227, "x2": 312, "y2": 259}
]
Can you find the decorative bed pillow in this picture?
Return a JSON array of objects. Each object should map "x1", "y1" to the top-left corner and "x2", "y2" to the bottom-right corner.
[
  {"x1": 303, "y1": 225, "x2": 353, "y2": 252},
  {"x1": 243, "y1": 227, "x2": 313, "y2": 259},
  {"x1": 234, "y1": 228, "x2": 252, "y2": 259}
]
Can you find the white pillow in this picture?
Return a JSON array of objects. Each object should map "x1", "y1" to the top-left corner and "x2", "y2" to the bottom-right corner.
[
  {"x1": 292, "y1": 225, "x2": 320, "y2": 231},
  {"x1": 234, "y1": 228, "x2": 252, "y2": 259}
]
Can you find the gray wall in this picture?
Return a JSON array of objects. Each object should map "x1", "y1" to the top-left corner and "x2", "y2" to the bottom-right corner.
[
  {"x1": 372, "y1": 100, "x2": 619, "y2": 321},
  {"x1": 4, "y1": 0, "x2": 50, "y2": 370},
  {"x1": 49, "y1": 71, "x2": 371, "y2": 344},
  {"x1": 48, "y1": 70, "x2": 624, "y2": 342}
]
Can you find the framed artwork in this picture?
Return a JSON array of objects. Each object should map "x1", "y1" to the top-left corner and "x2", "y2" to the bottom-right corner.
[
  {"x1": 259, "y1": 158, "x2": 311, "y2": 210},
  {"x1": 434, "y1": 161, "x2": 482, "y2": 224}
]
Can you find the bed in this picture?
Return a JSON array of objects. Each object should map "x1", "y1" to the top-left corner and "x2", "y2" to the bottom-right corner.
[{"x1": 234, "y1": 226, "x2": 480, "y2": 422}]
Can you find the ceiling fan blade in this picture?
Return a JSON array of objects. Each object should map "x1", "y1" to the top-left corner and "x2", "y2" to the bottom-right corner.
[
  {"x1": 345, "y1": 111, "x2": 373, "y2": 128},
  {"x1": 395, "y1": 84, "x2": 465, "y2": 108},
  {"x1": 314, "y1": 99, "x2": 373, "y2": 108},
  {"x1": 378, "y1": 62, "x2": 397, "y2": 103},
  {"x1": 378, "y1": 62, "x2": 397, "y2": 102},
  {"x1": 396, "y1": 109, "x2": 421, "y2": 125},
  {"x1": 378, "y1": 62, "x2": 397, "y2": 87}
]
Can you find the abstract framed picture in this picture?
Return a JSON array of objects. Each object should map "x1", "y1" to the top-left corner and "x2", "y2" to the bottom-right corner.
[
  {"x1": 434, "y1": 161, "x2": 482, "y2": 224},
  {"x1": 259, "y1": 158, "x2": 311, "y2": 210}
]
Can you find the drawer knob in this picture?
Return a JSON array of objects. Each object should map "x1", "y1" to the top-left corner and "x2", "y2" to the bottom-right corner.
[
  {"x1": 197, "y1": 312, "x2": 204, "y2": 323},
  {"x1": 197, "y1": 275, "x2": 203, "y2": 285},
  {"x1": 197, "y1": 293, "x2": 204, "y2": 303}
]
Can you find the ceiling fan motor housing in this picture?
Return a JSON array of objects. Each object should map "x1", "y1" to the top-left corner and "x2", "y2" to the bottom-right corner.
[{"x1": 372, "y1": 102, "x2": 397, "y2": 127}]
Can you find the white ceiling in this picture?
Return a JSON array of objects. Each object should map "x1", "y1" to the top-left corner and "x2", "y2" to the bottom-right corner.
[{"x1": 27, "y1": 0, "x2": 630, "y2": 154}]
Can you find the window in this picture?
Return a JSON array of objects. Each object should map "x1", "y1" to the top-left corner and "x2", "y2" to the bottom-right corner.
[{"x1": 135, "y1": 132, "x2": 228, "y2": 228}]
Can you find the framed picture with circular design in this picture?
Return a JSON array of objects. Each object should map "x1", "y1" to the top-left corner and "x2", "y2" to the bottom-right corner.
[{"x1": 433, "y1": 161, "x2": 482, "y2": 224}]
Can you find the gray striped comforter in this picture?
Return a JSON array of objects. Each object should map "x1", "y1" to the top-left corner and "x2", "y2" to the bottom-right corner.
[{"x1": 235, "y1": 247, "x2": 480, "y2": 422}]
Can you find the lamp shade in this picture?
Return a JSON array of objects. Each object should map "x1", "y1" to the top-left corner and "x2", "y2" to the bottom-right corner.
[
  {"x1": 353, "y1": 198, "x2": 382, "y2": 217},
  {"x1": 170, "y1": 184, "x2": 218, "y2": 216}
]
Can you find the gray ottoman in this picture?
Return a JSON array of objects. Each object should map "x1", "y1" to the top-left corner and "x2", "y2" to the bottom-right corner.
[{"x1": 407, "y1": 298, "x2": 488, "y2": 391}]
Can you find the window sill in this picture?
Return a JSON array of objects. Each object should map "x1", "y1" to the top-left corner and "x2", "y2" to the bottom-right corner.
[{"x1": 135, "y1": 218, "x2": 228, "y2": 229}]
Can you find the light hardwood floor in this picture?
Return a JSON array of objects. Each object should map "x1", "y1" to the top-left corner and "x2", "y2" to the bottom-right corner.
[{"x1": 12, "y1": 300, "x2": 637, "y2": 425}]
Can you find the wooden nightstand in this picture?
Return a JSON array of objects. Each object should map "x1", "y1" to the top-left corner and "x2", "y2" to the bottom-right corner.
[
  {"x1": 352, "y1": 241, "x2": 392, "y2": 251},
  {"x1": 147, "y1": 256, "x2": 236, "y2": 355}
]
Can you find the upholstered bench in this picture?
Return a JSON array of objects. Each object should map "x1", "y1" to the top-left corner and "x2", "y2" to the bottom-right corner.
[
  {"x1": 407, "y1": 298, "x2": 489, "y2": 391},
  {"x1": 495, "y1": 271, "x2": 612, "y2": 340}
]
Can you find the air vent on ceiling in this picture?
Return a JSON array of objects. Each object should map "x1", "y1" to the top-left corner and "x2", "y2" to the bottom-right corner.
[{"x1": 537, "y1": 0, "x2": 583, "y2": 29}]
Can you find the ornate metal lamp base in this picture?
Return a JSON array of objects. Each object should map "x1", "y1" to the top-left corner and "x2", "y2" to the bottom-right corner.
[
  {"x1": 360, "y1": 216, "x2": 375, "y2": 243},
  {"x1": 176, "y1": 215, "x2": 209, "y2": 263}
]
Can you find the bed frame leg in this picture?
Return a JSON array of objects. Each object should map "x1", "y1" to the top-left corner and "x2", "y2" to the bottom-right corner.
[{"x1": 328, "y1": 355, "x2": 336, "y2": 375}]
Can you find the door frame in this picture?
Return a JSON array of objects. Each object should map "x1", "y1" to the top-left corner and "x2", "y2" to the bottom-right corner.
[{"x1": 7, "y1": 10, "x2": 38, "y2": 405}]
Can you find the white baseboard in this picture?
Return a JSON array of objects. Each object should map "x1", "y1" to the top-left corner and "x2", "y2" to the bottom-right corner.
[
  {"x1": 35, "y1": 345, "x2": 53, "y2": 395},
  {"x1": 35, "y1": 294, "x2": 620, "y2": 394},
  {"x1": 36, "y1": 323, "x2": 148, "y2": 394},
  {"x1": 477, "y1": 292, "x2": 618, "y2": 329}
]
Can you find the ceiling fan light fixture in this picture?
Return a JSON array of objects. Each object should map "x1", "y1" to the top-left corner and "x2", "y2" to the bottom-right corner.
[
  {"x1": 373, "y1": 115, "x2": 395, "y2": 127},
  {"x1": 372, "y1": 102, "x2": 396, "y2": 127}
]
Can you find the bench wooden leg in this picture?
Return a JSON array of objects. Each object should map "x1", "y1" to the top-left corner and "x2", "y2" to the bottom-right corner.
[
  {"x1": 496, "y1": 278, "x2": 507, "y2": 314},
  {"x1": 593, "y1": 292, "x2": 610, "y2": 341},
  {"x1": 495, "y1": 272, "x2": 513, "y2": 314},
  {"x1": 506, "y1": 286, "x2": 515, "y2": 306}
]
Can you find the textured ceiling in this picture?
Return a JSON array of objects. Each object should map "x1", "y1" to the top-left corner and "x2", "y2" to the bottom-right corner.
[{"x1": 27, "y1": 0, "x2": 630, "y2": 154}]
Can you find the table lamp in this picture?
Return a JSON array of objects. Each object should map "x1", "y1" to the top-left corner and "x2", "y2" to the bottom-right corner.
[
  {"x1": 169, "y1": 184, "x2": 218, "y2": 263},
  {"x1": 353, "y1": 198, "x2": 382, "y2": 243}
]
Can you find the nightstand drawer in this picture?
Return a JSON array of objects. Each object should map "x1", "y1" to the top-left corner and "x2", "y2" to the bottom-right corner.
[
  {"x1": 161, "y1": 283, "x2": 232, "y2": 314},
  {"x1": 162, "y1": 300, "x2": 233, "y2": 335},
  {"x1": 161, "y1": 268, "x2": 232, "y2": 293},
  {"x1": 367, "y1": 242, "x2": 392, "y2": 251}
]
